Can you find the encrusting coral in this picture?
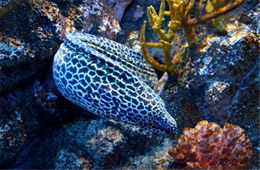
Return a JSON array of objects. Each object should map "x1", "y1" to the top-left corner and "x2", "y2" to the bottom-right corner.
[
  {"x1": 168, "y1": 120, "x2": 253, "y2": 169},
  {"x1": 140, "y1": 0, "x2": 247, "y2": 73}
]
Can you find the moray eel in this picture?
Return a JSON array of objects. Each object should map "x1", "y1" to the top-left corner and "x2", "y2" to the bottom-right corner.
[{"x1": 53, "y1": 32, "x2": 177, "y2": 135}]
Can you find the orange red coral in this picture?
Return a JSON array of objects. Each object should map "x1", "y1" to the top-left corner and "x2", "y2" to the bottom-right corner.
[{"x1": 168, "y1": 120, "x2": 253, "y2": 169}]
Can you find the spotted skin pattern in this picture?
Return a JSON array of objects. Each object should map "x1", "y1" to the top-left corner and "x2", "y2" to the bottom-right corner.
[{"x1": 53, "y1": 32, "x2": 177, "y2": 135}]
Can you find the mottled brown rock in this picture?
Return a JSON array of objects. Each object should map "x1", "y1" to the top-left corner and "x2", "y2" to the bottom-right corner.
[{"x1": 31, "y1": 0, "x2": 132, "y2": 40}]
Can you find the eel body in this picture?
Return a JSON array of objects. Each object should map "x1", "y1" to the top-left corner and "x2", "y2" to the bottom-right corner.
[{"x1": 53, "y1": 32, "x2": 177, "y2": 135}]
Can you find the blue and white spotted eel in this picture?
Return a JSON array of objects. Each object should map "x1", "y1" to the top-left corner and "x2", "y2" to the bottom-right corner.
[{"x1": 53, "y1": 32, "x2": 177, "y2": 135}]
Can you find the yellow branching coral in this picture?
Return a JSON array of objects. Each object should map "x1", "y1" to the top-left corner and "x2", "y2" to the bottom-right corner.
[
  {"x1": 206, "y1": 0, "x2": 228, "y2": 33},
  {"x1": 140, "y1": 0, "x2": 194, "y2": 73},
  {"x1": 140, "y1": 0, "x2": 246, "y2": 73}
]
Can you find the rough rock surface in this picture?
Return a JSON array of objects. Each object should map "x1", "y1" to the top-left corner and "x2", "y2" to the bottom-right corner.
[
  {"x1": 31, "y1": 0, "x2": 132, "y2": 40},
  {"x1": 63, "y1": 119, "x2": 126, "y2": 168},
  {"x1": 54, "y1": 148, "x2": 92, "y2": 169},
  {"x1": 0, "y1": 0, "x2": 259, "y2": 169},
  {"x1": 0, "y1": 110, "x2": 26, "y2": 165}
]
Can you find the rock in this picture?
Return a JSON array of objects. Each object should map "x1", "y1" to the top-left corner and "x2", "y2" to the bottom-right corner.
[
  {"x1": 121, "y1": 139, "x2": 175, "y2": 169},
  {"x1": 195, "y1": 25, "x2": 258, "y2": 125},
  {"x1": 204, "y1": 81, "x2": 232, "y2": 122},
  {"x1": 0, "y1": 110, "x2": 26, "y2": 166},
  {"x1": 0, "y1": 71, "x2": 93, "y2": 168},
  {"x1": 82, "y1": 0, "x2": 132, "y2": 39},
  {"x1": 168, "y1": 28, "x2": 258, "y2": 126},
  {"x1": 133, "y1": 5, "x2": 144, "y2": 21},
  {"x1": 0, "y1": 0, "x2": 60, "y2": 94},
  {"x1": 0, "y1": 0, "x2": 25, "y2": 19},
  {"x1": 63, "y1": 119, "x2": 126, "y2": 168},
  {"x1": 54, "y1": 148, "x2": 92, "y2": 169},
  {"x1": 31, "y1": 0, "x2": 132, "y2": 40},
  {"x1": 124, "y1": 30, "x2": 142, "y2": 52},
  {"x1": 6, "y1": 116, "x2": 169, "y2": 169}
]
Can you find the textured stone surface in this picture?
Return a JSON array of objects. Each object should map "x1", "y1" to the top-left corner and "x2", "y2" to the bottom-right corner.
[
  {"x1": 31, "y1": 0, "x2": 132, "y2": 40},
  {"x1": 121, "y1": 139, "x2": 175, "y2": 169},
  {"x1": 0, "y1": 110, "x2": 26, "y2": 165},
  {"x1": 64, "y1": 119, "x2": 126, "y2": 168},
  {"x1": 0, "y1": 0, "x2": 25, "y2": 19},
  {"x1": 0, "y1": 0, "x2": 60, "y2": 94},
  {"x1": 54, "y1": 148, "x2": 92, "y2": 169}
]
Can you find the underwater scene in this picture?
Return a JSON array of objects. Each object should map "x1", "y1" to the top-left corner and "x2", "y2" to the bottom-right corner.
[{"x1": 0, "y1": 0, "x2": 259, "y2": 169}]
